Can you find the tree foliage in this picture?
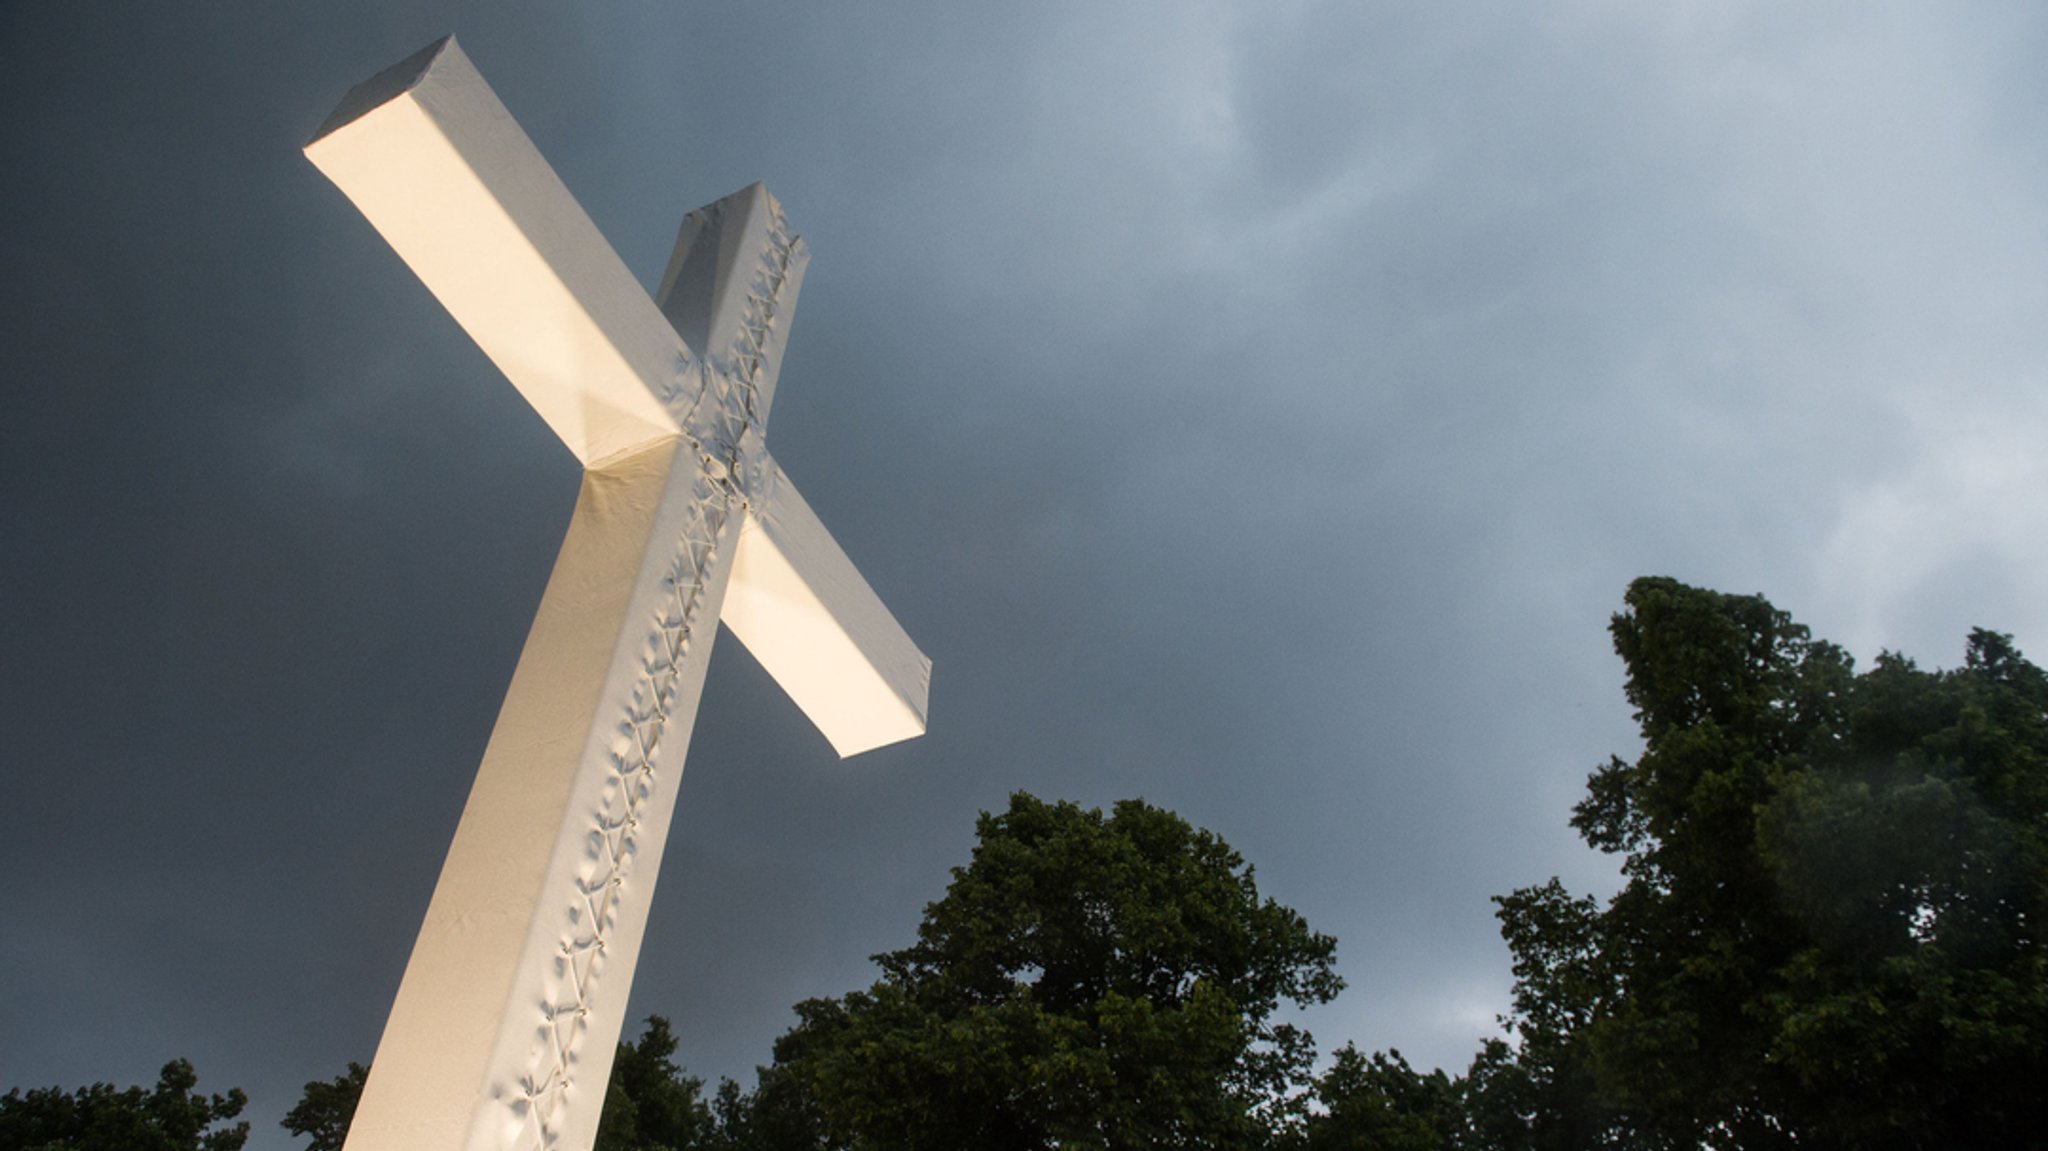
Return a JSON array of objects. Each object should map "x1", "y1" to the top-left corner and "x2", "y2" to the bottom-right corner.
[
  {"x1": 1300, "y1": 1046, "x2": 1462, "y2": 1151},
  {"x1": 595, "y1": 1016, "x2": 716, "y2": 1151},
  {"x1": 268, "y1": 578, "x2": 2048, "y2": 1148},
  {"x1": 280, "y1": 1062, "x2": 365, "y2": 1151},
  {"x1": 0, "y1": 1060, "x2": 248, "y2": 1151},
  {"x1": 1475, "y1": 576, "x2": 2048, "y2": 1149},
  {"x1": 766, "y1": 792, "x2": 1342, "y2": 1151},
  {"x1": 280, "y1": 1022, "x2": 723, "y2": 1151}
]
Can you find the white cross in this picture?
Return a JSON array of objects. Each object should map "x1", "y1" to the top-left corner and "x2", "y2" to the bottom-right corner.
[{"x1": 305, "y1": 37, "x2": 930, "y2": 1151}]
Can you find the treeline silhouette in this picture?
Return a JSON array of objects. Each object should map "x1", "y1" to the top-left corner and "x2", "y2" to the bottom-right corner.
[{"x1": 11, "y1": 580, "x2": 2044, "y2": 1150}]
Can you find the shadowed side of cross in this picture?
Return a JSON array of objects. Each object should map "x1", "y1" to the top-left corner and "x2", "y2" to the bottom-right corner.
[{"x1": 305, "y1": 36, "x2": 928, "y2": 1151}]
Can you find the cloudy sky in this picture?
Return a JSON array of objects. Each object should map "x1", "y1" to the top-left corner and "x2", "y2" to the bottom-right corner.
[{"x1": 5, "y1": 2, "x2": 2047, "y2": 1146}]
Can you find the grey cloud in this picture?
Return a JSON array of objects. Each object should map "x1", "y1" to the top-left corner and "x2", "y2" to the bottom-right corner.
[{"x1": 6, "y1": 6, "x2": 2048, "y2": 1148}]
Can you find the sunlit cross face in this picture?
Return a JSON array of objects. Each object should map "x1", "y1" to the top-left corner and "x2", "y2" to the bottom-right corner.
[{"x1": 306, "y1": 36, "x2": 928, "y2": 1151}]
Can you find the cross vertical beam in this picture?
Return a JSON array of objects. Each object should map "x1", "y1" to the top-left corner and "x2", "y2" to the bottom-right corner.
[
  {"x1": 343, "y1": 439, "x2": 738, "y2": 1151},
  {"x1": 306, "y1": 36, "x2": 929, "y2": 1151}
]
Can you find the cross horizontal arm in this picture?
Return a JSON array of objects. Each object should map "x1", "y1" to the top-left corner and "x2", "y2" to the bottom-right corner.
[
  {"x1": 724, "y1": 461, "x2": 931, "y2": 756},
  {"x1": 305, "y1": 37, "x2": 684, "y2": 466}
]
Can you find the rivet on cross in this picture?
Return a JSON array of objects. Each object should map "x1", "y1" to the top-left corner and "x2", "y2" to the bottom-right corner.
[{"x1": 305, "y1": 37, "x2": 930, "y2": 1151}]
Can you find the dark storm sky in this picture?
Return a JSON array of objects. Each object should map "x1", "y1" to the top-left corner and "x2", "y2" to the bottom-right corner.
[{"x1": 5, "y1": 4, "x2": 2048, "y2": 1148}]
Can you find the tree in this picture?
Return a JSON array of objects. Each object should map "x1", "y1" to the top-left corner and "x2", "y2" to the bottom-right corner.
[
  {"x1": 0, "y1": 1060, "x2": 248, "y2": 1151},
  {"x1": 595, "y1": 1016, "x2": 716, "y2": 1151},
  {"x1": 273, "y1": 578, "x2": 2048, "y2": 1149},
  {"x1": 1301, "y1": 1046, "x2": 1463, "y2": 1151},
  {"x1": 1476, "y1": 577, "x2": 2048, "y2": 1149},
  {"x1": 704, "y1": 1063, "x2": 830, "y2": 1151},
  {"x1": 1460, "y1": 883, "x2": 1612, "y2": 1151},
  {"x1": 282, "y1": 1020, "x2": 720, "y2": 1151},
  {"x1": 762, "y1": 792, "x2": 1343, "y2": 1151},
  {"x1": 280, "y1": 1063, "x2": 365, "y2": 1151}
]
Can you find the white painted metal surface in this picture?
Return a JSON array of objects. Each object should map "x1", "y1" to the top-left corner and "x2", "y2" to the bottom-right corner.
[{"x1": 306, "y1": 36, "x2": 930, "y2": 1151}]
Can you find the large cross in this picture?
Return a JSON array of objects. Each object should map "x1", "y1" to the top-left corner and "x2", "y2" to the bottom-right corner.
[{"x1": 305, "y1": 37, "x2": 930, "y2": 1151}]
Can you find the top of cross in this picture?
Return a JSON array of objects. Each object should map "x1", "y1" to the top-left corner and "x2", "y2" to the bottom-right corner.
[
  {"x1": 308, "y1": 36, "x2": 807, "y2": 479},
  {"x1": 307, "y1": 35, "x2": 929, "y2": 757}
]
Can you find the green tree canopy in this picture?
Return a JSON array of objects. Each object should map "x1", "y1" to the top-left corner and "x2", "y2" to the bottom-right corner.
[
  {"x1": 1300, "y1": 1046, "x2": 1462, "y2": 1151},
  {"x1": 0, "y1": 1060, "x2": 248, "y2": 1151},
  {"x1": 275, "y1": 578, "x2": 2048, "y2": 1149},
  {"x1": 280, "y1": 1063, "x2": 365, "y2": 1151},
  {"x1": 1476, "y1": 576, "x2": 2048, "y2": 1150},
  {"x1": 595, "y1": 1016, "x2": 716, "y2": 1151},
  {"x1": 280, "y1": 1021, "x2": 722, "y2": 1151},
  {"x1": 765, "y1": 792, "x2": 1342, "y2": 1151}
]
